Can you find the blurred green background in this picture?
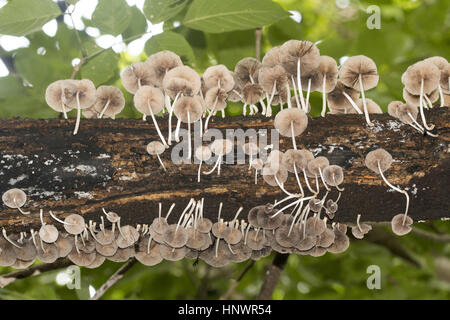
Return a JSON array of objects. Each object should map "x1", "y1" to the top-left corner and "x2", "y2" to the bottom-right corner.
[{"x1": 0, "y1": 0, "x2": 449, "y2": 299}]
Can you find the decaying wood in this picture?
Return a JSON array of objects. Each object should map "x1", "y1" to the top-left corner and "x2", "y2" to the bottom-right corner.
[{"x1": 0, "y1": 108, "x2": 448, "y2": 233}]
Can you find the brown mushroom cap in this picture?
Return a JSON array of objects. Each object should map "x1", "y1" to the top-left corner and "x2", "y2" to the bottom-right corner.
[
  {"x1": 212, "y1": 221, "x2": 231, "y2": 239},
  {"x1": 282, "y1": 149, "x2": 309, "y2": 172},
  {"x1": 323, "y1": 165, "x2": 344, "y2": 186},
  {"x1": 39, "y1": 224, "x2": 59, "y2": 243},
  {"x1": 2, "y1": 188, "x2": 27, "y2": 208},
  {"x1": 210, "y1": 138, "x2": 233, "y2": 155},
  {"x1": 147, "y1": 141, "x2": 165, "y2": 156},
  {"x1": 307, "y1": 156, "x2": 329, "y2": 176},
  {"x1": 145, "y1": 50, "x2": 183, "y2": 87},
  {"x1": 356, "y1": 98, "x2": 382, "y2": 114},
  {"x1": 63, "y1": 214, "x2": 86, "y2": 235},
  {"x1": 440, "y1": 63, "x2": 450, "y2": 93},
  {"x1": 163, "y1": 66, "x2": 201, "y2": 98},
  {"x1": 82, "y1": 108, "x2": 100, "y2": 119},
  {"x1": 116, "y1": 225, "x2": 139, "y2": 248},
  {"x1": 327, "y1": 229, "x2": 350, "y2": 254},
  {"x1": 301, "y1": 69, "x2": 324, "y2": 92},
  {"x1": 388, "y1": 101, "x2": 403, "y2": 118},
  {"x1": 242, "y1": 142, "x2": 258, "y2": 156},
  {"x1": 275, "y1": 225, "x2": 301, "y2": 247},
  {"x1": 402, "y1": 60, "x2": 440, "y2": 95},
  {"x1": 173, "y1": 96, "x2": 203, "y2": 123},
  {"x1": 397, "y1": 103, "x2": 419, "y2": 124},
  {"x1": 424, "y1": 56, "x2": 448, "y2": 70},
  {"x1": 62, "y1": 79, "x2": 97, "y2": 109},
  {"x1": 203, "y1": 64, "x2": 235, "y2": 92},
  {"x1": 12, "y1": 258, "x2": 35, "y2": 269},
  {"x1": 36, "y1": 242, "x2": 59, "y2": 263},
  {"x1": 274, "y1": 108, "x2": 308, "y2": 137},
  {"x1": 351, "y1": 223, "x2": 372, "y2": 239},
  {"x1": 262, "y1": 46, "x2": 282, "y2": 68},
  {"x1": 403, "y1": 87, "x2": 439, "y2": 106},
  {"x1": 204, "y1": 86, "x2": 228, "y2": 111},
  {"x1": 56, "y1": 235, "x2": 74, "y2": 258},
  {"x1": 186, "y1": 227, "x2": 210, "y2": 250},
  {"x1": 195, "y1": 145, "x2": 212, "y2": 161},
  {"x1": 251, "y1": 158, "x2": 264, "y2": 170},
  {"x1": 318, "y1": 55, "x2": 338, "y2": 92},
  {"x1": 262, "y1": 164, "x2": 288, "y2": 187},
  {"x1": 107, "y1": 246, "x2": 135, "y2": 262},
  {"x1": 135, "y1": 237, "x2": 163, "y2": 266},
  {"x1": 365, "y1": 148, "x2": 393, "y2": 174},
  {"x1": 391, "y1": 213, "x2": 413, "y2": 236},
  {"x1": 224, "y1": 227, "x2": 243, "y2": 245},
  {"x1": 45, "y1": 80, "x2": 73, "y2": 113},
  {"x1": 246, "y1": 229, "x2": 265, "y2": 250},
  {"x1": 242, "y1": 83, "x2": 264, "y2": 105},
  {"x1": 235, "y1": 57, "x2": 261, "y2": 86},
  {"x1": 134, "y1": 85, "x2": 165, "y2": 115},
  {"x1": 339, "y1": 55, "x2": 379, "y2": 91},
  {"x1": 95, "y1": 237, "x2": 118, "y2": 257},
  {"x1": 163, "y1": 224, "x2": 188, "y2": 248},
  {"x1": 92, "y1": 85, "x2": 125, "y2": 117},
  {"x1": 229, "y1": 241, "x2": 253, "y2": 262},
  {"x1": 13, "y1": 238, "x2": 36, "y2": 261},
  {"x1": 280, "y1": 40, "x2": 320, "y2": 76},
  {"x1": 305, "y1": 216, "x2": 327, "y2": 236},
  {"x1": 85, "y1": 254, "x2": 106, "y2": 269},
  {"x1": 258, "y1": 65, "x2": 288, "y2": 94},
  {"x1": 327, "y1": 81, "x2": 360, "y2": 113},
  {"x1": 159, "y1": 244, "x2": 188, "y2": 261},
  {"x1": 121, "y1": 62, "x2": 155, "y2": 93},
  {"x1": 0, "y1": 238, "x2": 16, "y2": 267}
]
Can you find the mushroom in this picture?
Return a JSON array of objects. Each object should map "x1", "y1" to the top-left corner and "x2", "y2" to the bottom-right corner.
[
  {"x1": 250, "y1": 158, "x2": 263, "y2": 184},
  {"x1": 391, "y1": 213, "x2": 413, "y2": 236},
  {"x1": 234, "y1": 57, "x2": 261, "y2": 88},
  {"x1": 317, "y1": 56, "x2": 338, "y2": 117},
  {"x1": 2, "y1": 188, "x2": 30, "y2": 215},
  {"x1": 45, "y1": 80, "x2": 72, "y2": 119},
  {"x1": 242, "y1": 83, "x2": 265, "y2": 116},
  {"x1": 61, "y1": 79, "x2": 96, "y2": 135},
  {"x1": 147, "y1": 141, "x2": 167, "y2": 171},
  {"x1": 355, "y1": 98, "x2": 383, "y2": 114},
  {"x1": 195, "y1": 145, "x2": 212, "y2": 183},
  {"x1": 307, "y1": 156, "x2": 330, "y2": 192},
  {"x1": 134, "y1": 85, "x2": 167, "y2": 147},
  {"x1": 202, "y1": 64, "x2": 235, "y2": 92},
  {"x1": 274, "y1": 108, "x2": 308, "y2": 150},
  {"x1": 301, "y1": 69, "x2": 323, "y2": 111},
  {"x1": 121, "y1": 62, "x2": 155, "y2": 94},
  {"x1": 258, "y1": 65, "x2": 289, "y2": 115},
  {"x1": 204, "y1": 139, "x2": 233, "y2": 176},
  {"x1": 327, "y1": 81, "x2": 361, "y2": 114},
  {"x1": 351, "y1": 214, "x2": 372, "y2": 239},
  {"x1": 92, "y1": 85, "x2": 125, "y2": 119},
  {"x1": 204, "y1": 86, "x2": 228, "y2": 130},
  {"x1": 339, "y1": 55, "x2": 379, "y2": 126},
  {"x1": 243, "y1": 141, "x2": 259, "y2": 170},
  {"x1": 323, "y1": 165, "x2": 345, "y2": 191},
  {"x1": 402, "y1": 60, "x2": 440, "y2": 130},
  {"x1": 38, "y1": 209, "x2": 59, "y2": 243},
  {"x1": 424, "y1": 56, "x2": 449, "y2": 107},
  {"x1": 365, "y1": 148, "x2": 411, "y2": 229},
  {"x1": 145, "y1": 50, "x2": 183, "y2": 88}
]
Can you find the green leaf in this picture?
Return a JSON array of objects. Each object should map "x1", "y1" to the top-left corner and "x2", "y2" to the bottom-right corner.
[
  {"x1": 143, "y1": 0, "x2": 188, "y2": 24},
  {"x1": 0, "y1": 0, "x2": 61, "y2": 36},
  {"x1": 66, "y1": 0, "x2": 80, "y2": 4},
  {"x1": 183, "y1": 0, "x2": 289, "y2": 33},
  {"x1": 122, "y1": 6, "x2": 148, "y2": 43},
  {"x1": 81, "y1": 44, "x2": 119, "y2": 86},
  {"x1": 91, "y1": 0, "x2": 132, "y2": 36},
  {"x1": 145, "y1": 31, "x2": 195, "y2": 64}
]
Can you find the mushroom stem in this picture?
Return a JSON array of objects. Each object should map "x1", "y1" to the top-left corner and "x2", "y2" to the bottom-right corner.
[
  {"x1": 49, "y1": 210, "x2": 73, "y2": 225},
  {"x1": 290, "y1": 121, "x2": 297, "y2": 150},
  {"x1": 293, "y1": 165, "x2": 304, "y2": 196},
  {"x1": 321, "y1": 76, "x2": 327, "y2": 117},
  {"x1": 147, "y1": 101, "x2": 168, "y2": 147},
  {"x1": 418, "y1": 79, "x2": 435, "y2": 130},
  {"x1": 204, "y1": 96, "x2": 218, "y2": 132},
  {"x1": 407, "y1": 112, "x2": 425, "y2": 134},
  {"x1": 305, "y1": 79, "x2": 311, "y2": 110},
  {"x1": 332, "y1": 173, "x2": 345, "y2": 192},
  {"x1": 187, "y1": 111, "x2": 192, "y2": 159},
  {"x1": 271, "y1": 195, "x2": 314, "y2": 218},
  {"x1": 73, "y1": 92, "x2": 82, "y2": 135},
  {"x1": 61, "y1": 102, "x2": 68, "y2": 119},
  {"x1": 147, "y1": 236, "x2": 153, "y2": 254},
  {"x1": 268, "y1": 80, "x2": 277, "y2": 107},
  {"x1": 423, "y1": 94, "x2": 433, "y2": 109},
  {"x1": 291, "y1": 76, "x2": 301, "y2": 109},
  {"x1": 356, "y1": 214, "x2": 362, "y2": 232},
  {"x1": 203, "y1": 156, "x2": 221, "y2": 175},
  {"x1": 288, "y1": 200, "x2": 305, "y2": 236},
  {"x1": 156, "y1": 154, "x2": 166, "y2": 171},
  {"x1": 98, "y1": 99, "x2": 111, "y2": 119},
  {"x1": 2, "y1": 228, "x2": 21, "y2": 248},
  {"x1": 254, "y1": 169, "x2": 258, "y2": 184},
  {"x1": 274, "y1": 175, "x2": 296, "y2": 198},
  {"x1": 303, "y1": 169, "x2": 317, "y2": 194},
  {"x1": 242, "y1": 103, "x2": 248, "y2": 116},
  {"x1": 359, "y1": 74, "x2": 374, "y2": 126},
  {"x1": 319, "y1": 168, "x2": 331, "y2": 191},
  {"x1": 296, "y1": 58, "x2": 306, "y2": 111},
  {"x1": 13, "y1": 197, "x2": 30, "y2": 215},
  {"x1": 378, "y1": 161, "x2": 410, "y2": 218},
  {"x1": 438, "y1": 85, "x2": 444, "y2": 108},
  {"x1": 197, "y1": 161, "x2": 203, "y2": 183},
  {"x1": 342, "y1": 91, "x2": 363, "y2": 114},
  {"x1": 286, "y1": 83, "x2": 292, "y2": 109},
  {"x1": 168, "y1": 92, "x2": 180, "y2": 145},
  {"x1": 259, "y1": 99, "x2": 267, "y2": 115},
  {"x1": 175, "y1": 119, "x2": 181, "y2": 142}
]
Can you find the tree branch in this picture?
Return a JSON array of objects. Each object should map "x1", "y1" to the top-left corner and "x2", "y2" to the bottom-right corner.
[
  {"x1": 411, "y1": 227, "x2": 450, "y2": 243},
  {"x1": 257, "y1": 253, "x2": 289, "y2": 300},
  {"x1": 90, "y1": 258, "x2": 137, "y2": 300},
  {"x1": 255, "y1": 28, "x2": 262, "y2": 61},
  {"x1": 220, "y1": 260, "x2": 255, "y2": 300}
]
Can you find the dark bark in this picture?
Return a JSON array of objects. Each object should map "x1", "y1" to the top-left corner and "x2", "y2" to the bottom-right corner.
[
  {"x1": 0, "y1": 108, "x2": 448, "y2": 233},
  {"x1": 257, "y1": 253, "x2": 289, "y2": 300}
]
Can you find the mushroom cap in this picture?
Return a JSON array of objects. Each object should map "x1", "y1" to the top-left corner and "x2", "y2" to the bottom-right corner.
[
  {"x1": 274, "y1": 108, "x2": 308, "y2": 137},
  {"x1": 391, "y1": 213, "x2": 413, "y2": 236},
  {"x1": 63, "y1": 214, "x2": 86, "y2": 235},
  {"x1": 163, "y1": 66, "x2": 201, "y2": 98},
  {"x1": 68, "y1": 250, "x2": 97, "y2": 266},
  {"x1": 56, "y1": 235, "x2": 74, "y2": 257},
  {"x1": 85, "y1": 254, "x2": 106, "y2": 269},
  {"x1": 356, "y1": 98, "x2": 383, "y2": 114},
  {"x1": 305, "y1": 216, "x2": 327, "y2": 236},
  {"x1": 12, "y1": 258, "x2": 35, "y2": 270},
  {"x1": 0, "y1": 238, "x2": 16, "y2": 267},
  {"x1": 323, "y1": 165, "x2": 344, "y2": 186},
  {"x1": 258, "y1": 65, "x2": 288, "y2": 94},
  {"x1": 92, "y1": 85, "x2": 125, "y2": 117},
  {"x1": 147, "y1": 141, "x2": 165, "y2": 155},
  {"x1": 95, "y1": 238, "x2": 118, "y2": 257},
  {"x1": 402, "y1": 60, "x2": 440, "y2": 95},
  {"x1": 210, "y1": 138, "x2": 233, "y2": 155},
  {"x1": 248, "y1": 205, "x2": 264, "y2": 228},
  {"x1": 36, "y1": 242, "x2": 59, "y2": 263},
  {"x1": 150, "y1": 217, "x2": 169, "y2": 235},
  {"x1": 62, "y1": 79, "x2": 97, "y2": 109},
  {"x1": 159, "y1": 244, "x2": 188, "y2": 261},
  {"x1": 307, "y1": 156, "x2": 329, "y2": 176},
  {"x1": 2, "y1": 188, "x2": 27, "y2": 208},
  {"x1": 39, "y1": 224, "x2": 59, "y2": 243},
  {"x1": 327, "y1": 81, "x2": 360, "y2": 113},
  {"x1": 212, "y1": 221, "x2": 232, "y2": 239},
  {"x1": 339, "y1": 55, "x2": 379, "y2": 91},
  {"x1": 262, "y1": 46, "x2": 282, "y2": 68},
  {"x1": 136, "y1": 238, "x2": 163, "y2": 266},
  {"x1": 121, "y1": 62, "x2": 156, "y2": 94},
  {"x1": 134, "y1": 85, "x2": 165, "y2": 115},
  {"x1": 45, "y1": 80, "x2": 73, "y2": 113},
  {"x1": 145, "y1": 50, "x2": 183, "y2": 87},
  {"x1": 440, "y1": 63, "x2": 450, "y2": 93},
  {"x1": 108, "y1": 246, "x2": 135, "y2": 262},
  {"x1": 229, "y1": 241, "x2": 253, "y2": 262},
  {"x1": 242, "y1": 83, "x2": 264, "y2": 105},
  {"x1": 387, "y1": 101, "x2": 403, "y2": 118},
  {"x1": 12, "y1": 238, "x2": 36, "y2": 261},
  {"x1": 258, "y1": 208, "x2": 283, "y2": 230},
  {"x1": 196, "y1": 218, "x2": 213, "y2": 233},
  {"x1": 224, "y1": 227, "x2": 243, "y2": 245},
  {"x1": 318, "y1": 55, "x2": 338, "y2": 92},
  {"x1": 397, "y1": 103, "x2": 419, "y2": 124},
  {"x1": 280, "y1": 40, "x2": 320, "y2": 76},
  {"x1": 266, "y1": 150, "x2": 284, "y2": 172},
  {"x1": 308, "y1": 197, "x2": 323, "y2": 212},
  {"x1": 403, "y1": 87, "x2": 439, "y2": 105},
  {"x1": 116, "y1": 225, "x2": 139, "y2": 248},
  {"x1": 327, "y1": 229, "x2": 350, "y2": 253},
  {"x1": 295, "y1": 234, "x2": 316, "y2": 251},
  {"x1": 82, "y1": 108, "x2": 100, "y2": 119},
  {"x1": 194, "y1": 94, "x2": 207, "y2": 112},
  {"x1": 317, "y1": 228, "x2": 336, "y2": 248},
  {"x1": 251, "y1": 158, "x2": 264, "y2": 170},
  {"x1": 203, "y1": 64, "x2": 235, "y2": 92},
  {"x1": 246, "y1": 229, "x2": 265, "y2": 250},
  {"x1": 195, "y1": 145, "x2": 212, "y2": 161},
  {"x1": 173, "y1": 96, "x2": 203, "y2": 123},
  {"x1": 262, "y1": 164, "x2": 288, "y2": 186},
  {"x1": 185, "y1": 227, "x2": 210, "y2": 250},
  {"x1": 242, "y1": 142, "x2": 258, "y2": 155},
  {"x1": 424, "y1": 56, "x2": 448, "y2": 70},
  {"x1": 234, "y1": 57, "x2": 261, "y2": 87},
  {"x1": 282, "y1": 149, "x2": 308, "y2": 172},
  {"x1": 365, "y1": 148, "x2": 393, "y2": 173},
  {"x1": 204, "y1": 86, "x2": 228, "y2": 111},
  {"x1": 351, "y1": 223, "x2": 372, "y2": 239},
  {"x1": 163, "y1": 224, "x2": 188, "y2": 248},
  {"x1": 301, "y1": 69, "x2": 324, "y2": 92},
  {"x1": 275, "y1": 225, "x2": 301, "y2": 247}
]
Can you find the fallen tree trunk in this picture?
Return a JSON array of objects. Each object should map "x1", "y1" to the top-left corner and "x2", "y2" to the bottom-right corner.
[{"x1": 0, "y1": 108, "x2": 448, "y2": 232}]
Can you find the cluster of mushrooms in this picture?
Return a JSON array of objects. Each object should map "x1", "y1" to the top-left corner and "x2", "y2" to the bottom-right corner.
[{"x1": 13, "y1": 40, "x2": 445, "y2": 270}]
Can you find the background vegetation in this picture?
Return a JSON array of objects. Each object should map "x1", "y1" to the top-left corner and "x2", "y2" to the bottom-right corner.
[{"x1": 0, "y1": 0, "x2": 449, "y2": 299}]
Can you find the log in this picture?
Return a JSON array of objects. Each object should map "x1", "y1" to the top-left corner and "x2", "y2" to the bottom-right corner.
[{"x1": 0, "y1": 108, "x2": 448, "y2": 233}]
